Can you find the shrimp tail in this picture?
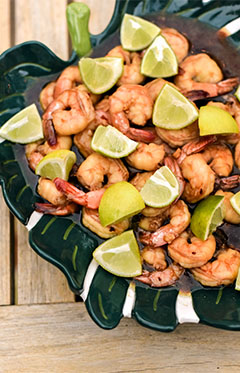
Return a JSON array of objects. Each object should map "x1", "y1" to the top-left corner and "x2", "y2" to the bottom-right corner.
[
  {"x1": 184, "y1": 89, "x2": 210, "y2": 101},
  {"x1": 43, "y1": 118, "x2": 57, "y2": 146},
  {"x1": 127, "y1": 127, "x2": 156, "y2": 143},
  {"x1": 175, "y1": 135, "x2": 217, "y2": 164},
  {"x1": 140, "y1": 230, "x2": 167, "y2": 247},
  {"x1": 215, "y1": 175, "x2": 240, "y2": 190},
  {"x1": 54, "y1": 178, "x2": 104, "y2": 209},
  {"x1": 217, "y1": 77, "x2": 239, "y2": 95},
  {"x1": 35, "y1": 202, "x2": 77, "y2": 215}
]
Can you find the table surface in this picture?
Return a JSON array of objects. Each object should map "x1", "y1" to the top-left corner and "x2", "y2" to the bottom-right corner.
[{"x1": 0, "y1": 1, "x2": 240, "y2": 372}]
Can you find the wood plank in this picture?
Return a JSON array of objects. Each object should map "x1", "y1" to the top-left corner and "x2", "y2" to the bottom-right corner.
[
  {"x1": 13, "y1": 0, "x2": 74, "y2": 304},
  {"x1": 0, "y1": 0, "x2": 12, "y2": 306},
  {"x1": 0, "y1": 302, "x2": 240, "y2": 372},
  {"x1": 0, "y1": 0, "x2": 11, "y2": 54}
]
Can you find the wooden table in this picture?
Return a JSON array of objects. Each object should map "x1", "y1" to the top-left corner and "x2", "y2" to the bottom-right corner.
[{"x1": 0, "y1": 1, "x2": 240, "y2": 372}]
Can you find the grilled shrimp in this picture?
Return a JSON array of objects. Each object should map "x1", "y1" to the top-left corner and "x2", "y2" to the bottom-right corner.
[
  {"x1": 126, "y1": 143, "x2": 165, "y2": 171},
  {"x1": 190, "y1": 248, "x2": 240, "y2": 287},
  {"x1": 76, "y1": 153, "x2": 129, "y2": 190},
  {"x1": 168, "y1": 231, "x2": 216, "y2": 268},
  {"x1": 174, "y1": 54, "x2": 238, "y2": 99},
  {"x1": 161, "y1": 27, "x2": 189, "y2": 63},
  {"x1": 136, "y1": 263, "x2": 184, "y2": 287}
]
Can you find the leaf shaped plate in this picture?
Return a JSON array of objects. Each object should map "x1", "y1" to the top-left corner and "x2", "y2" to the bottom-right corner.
[{"x1": 1, "y1": 0, "x2": 240, "y2": 331}]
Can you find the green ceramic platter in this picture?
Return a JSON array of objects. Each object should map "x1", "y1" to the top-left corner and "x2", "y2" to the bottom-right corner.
[{"x1": 1, "y1": 0, "x2": 240, "y2": 331}]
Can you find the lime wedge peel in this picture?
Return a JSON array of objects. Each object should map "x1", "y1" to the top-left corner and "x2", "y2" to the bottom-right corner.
[
  {"x1": 91, "y1": 125, "x2": 138, "y2": 158},
  {"x1": 35, "y1": 149, "x2": 76, "y2": 181},
  {"x1": 79, "y1": 57, "x2": 123, "y2": 94},
  {"x1": 235, "y1": 266, "x2": 240, "y2": 291},
  {"x1": 190, "y1": 195, "x2": 224, "y2": 241},
  {"x1": 230, "y1": 191, "x2": 240, "y2": 216},
  {"x1": 140, "y1": 166, "x2": 180, "y2": 208},
  {"x1": 235, "y1": 85, "x2": 240, "y2": 102},
  {"x1": 120, "y1": 14, "x2": 160, "y2": 51},
  {"x1": 0, "y1": 104, "x2": 44, "y2": 144},
  {"x1": 152, "y1": 83, "x2": 199, "y2": 129},
  {"x1": 141, "y1": 35, "x2": 178, "y2": 78},
  {"x1": 199, "y1": 105, "x2": 239, "y2": 136},
  {"x1": 93, "y1": 230, "x2": 142, "y2": 277}
]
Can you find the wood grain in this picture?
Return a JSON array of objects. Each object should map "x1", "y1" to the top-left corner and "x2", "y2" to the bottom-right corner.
[
  {"x1": 0, "y1": 0, "x2": 11, "y2": 54},
  {"x1": 0, "y1": 0, "x2": 11, "y2": 306},
  {"x1": 0, "y1": 302, "x2": 240, "y2": 373}
]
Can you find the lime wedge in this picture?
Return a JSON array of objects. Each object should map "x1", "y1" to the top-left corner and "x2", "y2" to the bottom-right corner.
[
  {"x1": 152, "y1": 83, "x2": 199, "y2": 129},
  {"x1": 99, "y1": 181, "x2": 145, "y2": 227},
  {"x1": 91, "y1": 125, "x2": 138, "y2": 158},
  {"x1": 79, "y1": 57, "x2": 123, "y2": 94},
  {"x1": 199, "y1": 106, "x2": 239, "y2": 136},
  {"x1": 235, "y1": 85, "x2": 240, "y2": 102},
  {"x1": 190, "y1": 195, "x2": 224, "y2": 240},
  {"x1": 35, "y1": 149, "x2": 76, "y2": 180},
  {"x1": 230, "y1": 191, "x2": 240, "y2": 216},
  {"x1": 120, "y1": 14, "x2": 160, "y2": 51},
  {"x1": 140, "y1": 166, "x2": 180, "y2": 208},
  {"x1": 141, "y1": 35, "x2": 178, "y2": 78},
  {"x1": 235, "y1": 266, "x2": 240, "y2": 291},
  {"x1": 93, "y1": 230, "x2": 142, "y2": 277},
  {"x1": 0, "y1": 104, "x2": 43, "y2": 144}
]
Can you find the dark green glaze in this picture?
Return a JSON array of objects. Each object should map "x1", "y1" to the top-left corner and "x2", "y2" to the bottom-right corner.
[
  {"x1": 1, "y1": 0, "x2": 240, "y2": 331},
  {"x1": 192, "y1": 287, "x2": 240, "y2": 330},
  {"x1": 85, "y1": 266, "x2": 128, "y2": 329},
  {"x1": 133, "y1": 286, "x2": 178, "y2": 332}
]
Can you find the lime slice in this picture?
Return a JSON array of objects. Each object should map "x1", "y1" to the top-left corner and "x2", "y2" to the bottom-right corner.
[
  {"x1": 91, "y1": 125, "x2": 138, "y2": 158},
  {"x1": 93, "y1": 230, "x2": 142, "y2": 277},
  {"x1": 152, "y1": 83, "x2": 199, "y2": 129},
  {"x1": 99, "y1": 181, "x2": 145, "y2": 227},
  {"x1": 235, "y1": 266, "x2": 240, "y2": 291},
  {"x1": 141, "y1": 35, "x2": 178, "y2": 78},
  {"x1": 0, "y1": 104, "x2": 43, "y2": 144},
  {"x1": 199, "y1": 105, "x2": 239, "y2": 136},
  {"x1": 35, "y1": 149, "x2": 76, "y2": 180},
  {"x1": 190, "y1": 195, "x2": 224, "y2": 240},
  {"x1": 230, "y1": 191, "x2": 240, "y2": 216},
  {"x1": 235, "y1": 85, "x2": 240, "y2": 102},
  {"x1": 79, "y1": 57, "x2": 123, "y2": 94},
  {"x1": 140, "y1": 166, "x2": 180, "y2": 208},
  {"x1": 120, "y1": 14, "x2": 160, "y2": 51}
]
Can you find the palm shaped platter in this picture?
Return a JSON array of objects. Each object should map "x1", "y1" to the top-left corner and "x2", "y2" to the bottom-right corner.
[{"x1": 1, "y1": 0, "x2": 240, "y2": 331}]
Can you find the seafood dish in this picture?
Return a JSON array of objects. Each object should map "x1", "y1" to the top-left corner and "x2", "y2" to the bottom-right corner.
[{"x1": 1, "y1": 1, "x2": 240, "y2": 331}]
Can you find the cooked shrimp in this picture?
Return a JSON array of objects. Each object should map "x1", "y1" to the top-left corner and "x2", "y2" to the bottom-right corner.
[
  {"x1": 174, "y1": 54, "x2": 238, "y2": 99},
  {"x1": 141, "y1": 247, "x2": 167, "y2": 270},
  {"x1": 53, "y1": 65, "x2": 82, "y2": 98},
  {"x1": 25, "y1": 135, "x2": 72, "y2": 171},
  {"x1": 54, "y1": 178, "x2": 105, "y2": 209},
  {"x1": 138, "y1": 211, "x2": 168, "y2": 232},
  {"x1": 76, "y1": 152, "x2": 129, "y2": 190},
  {"x1": 140, "y1": 200, "x2": 191, "y2": 247},
  {"x1": 126, "y1": 143, "x2": 165, "y2": 171},
  {"x1": 161, "y1": 28, "x2": 189, "y2": 63},
  {"x1": 215, "y1": 190, "x2": 240, "y2": 224},
  {"x1": 190, "y1": 248, "x2": 240, "y2": 286},
  {"x1": 42, "y1": 86, "x2": 95, "y2": 144},
  {"x1": 201, "y1": 143, "x2": 233, "y2": 177},
  {"x1": 135, "y1": 263, "x2": 184, "y2": 287},
  {"x1": 180, "y1": 154, "x2": 215, "y2": 203},
  {"x1": 145, "y1": 78, "x2": 179, "y2": 102},
  {"x1": 35, "y1": 177, "x2": 77, "y2": 216},
  {"x1": 156, "y1": 121, "x2": 199, "y2": 148},
  {"x1": 109, "y1": 84, "x2": 155, "y2": 142},
  {"x1": 168, "y1": 231, "x2": 216, "y2": 268},
  {"x1": 82, "y1": 207, "x2": 129, "y2": 238},
  {"x1": 39, "y1": 81, "x2": 56, "y2": 110},
  {"x1": 107, "y1": 46, "x2": 145, "y2": 85}
]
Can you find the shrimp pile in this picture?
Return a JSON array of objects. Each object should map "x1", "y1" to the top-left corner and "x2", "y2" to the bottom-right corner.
[{"x1": 25, "y1": 19, "x2": 240, "y2": 291}]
